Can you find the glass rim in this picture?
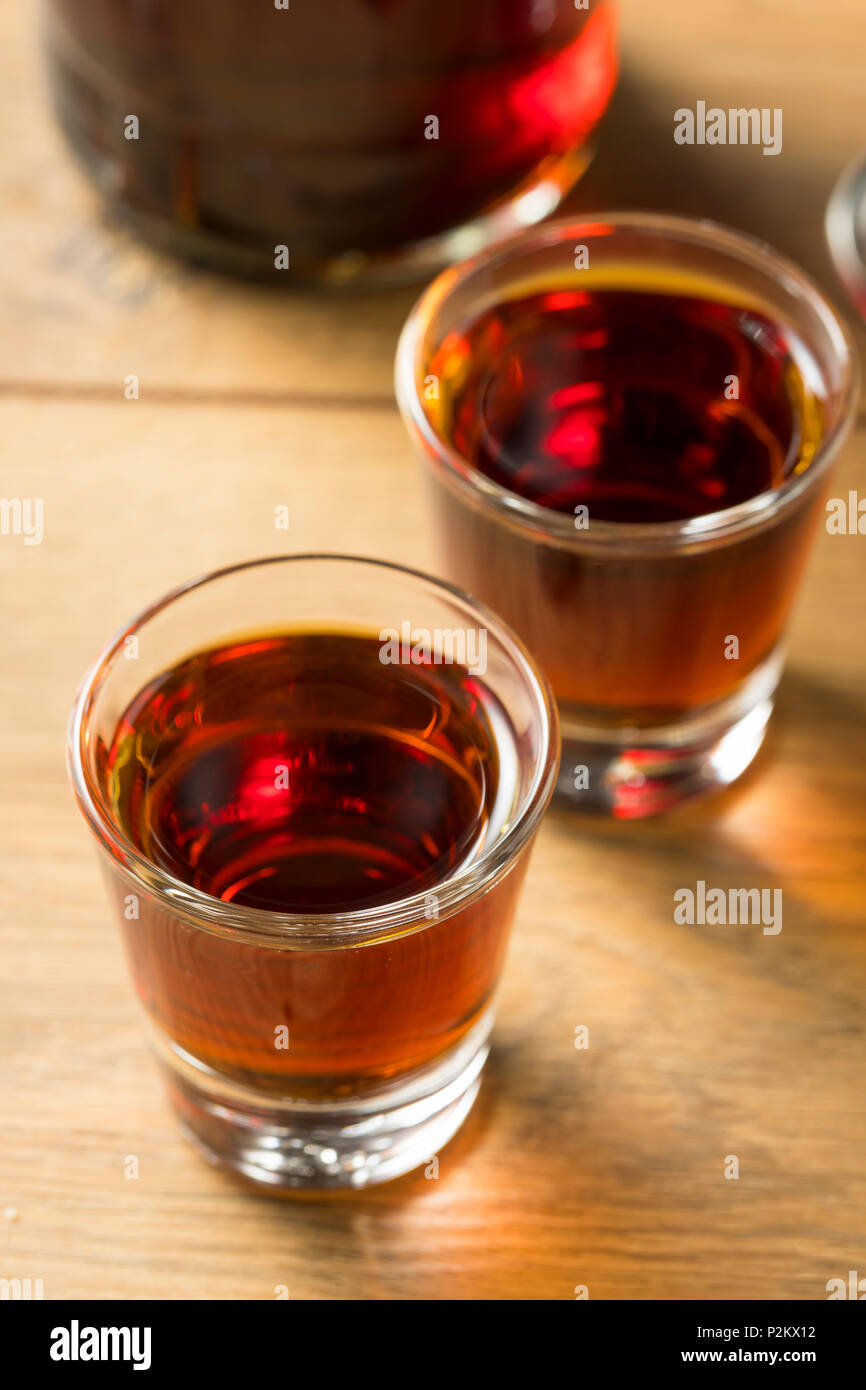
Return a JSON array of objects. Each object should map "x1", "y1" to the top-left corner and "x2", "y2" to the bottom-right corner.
[
  {"x1": 395, "y1": 210, "x2": 859, "y2": 553},
  {"x1": 67, "y1": 553, "x2": 560, "y2": 950},
  {"x1": 826, "y1": 152, "x2": 866, "y2": 325}
]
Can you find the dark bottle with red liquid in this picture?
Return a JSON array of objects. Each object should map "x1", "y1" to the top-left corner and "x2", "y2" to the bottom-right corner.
[{"x1": 43, "y1": 0, "x2": 618, "y2": 278}]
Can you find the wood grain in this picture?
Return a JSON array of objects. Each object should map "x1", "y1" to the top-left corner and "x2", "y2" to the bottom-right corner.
[{"x1": 1, "y1": 0, "x2": 865, "y2": 1300}]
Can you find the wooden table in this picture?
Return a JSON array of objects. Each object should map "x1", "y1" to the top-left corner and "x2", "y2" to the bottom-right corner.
[{"x1": 2, "y1": 0, "x2": 864, "y2": 1300}]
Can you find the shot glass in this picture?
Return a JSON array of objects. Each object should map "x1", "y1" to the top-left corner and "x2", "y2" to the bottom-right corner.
[
  {"x1": 826, "y1": 153, "x2": 866, "y2": 323},
  {"x1": 68, "y1": 555, "x2": 558, "y2": 1190},
  {"x1": 396, "y1": 213, "x2": 858, "y2": 816}
]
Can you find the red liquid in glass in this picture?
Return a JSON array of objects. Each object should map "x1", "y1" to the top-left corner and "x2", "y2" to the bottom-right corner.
[
  {"x1": 423, "y1": 282, "x2": 827, "y2": 717},
  {"x1": 45, "y1": 0, "x2": 618, "y2": 266},
  {"x1": 100, "y1": 632, "x2": 526, "y2": 1097},
  {"x1": 434, "y1": 287, "x2": 806, "y2": 523}
]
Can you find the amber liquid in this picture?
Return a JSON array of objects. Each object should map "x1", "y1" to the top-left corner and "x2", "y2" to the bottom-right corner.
[
  {"x1": 45, "y1": 0, "x2": 617, "y2": 266},
  {"x1": 101, "y1": 632, "x2": 526, "y2": 1098},
  {"x1": 424, "y1": 280, "x2": 828, "y2": 718}
]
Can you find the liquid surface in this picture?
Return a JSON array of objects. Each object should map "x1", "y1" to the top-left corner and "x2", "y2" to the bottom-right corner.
[
  {"x1": 427, "y1": 286, "x2": 823, "y2": 523},
  {"x1": 104, "y1": 632, "x2": 504, "y2": 914}
]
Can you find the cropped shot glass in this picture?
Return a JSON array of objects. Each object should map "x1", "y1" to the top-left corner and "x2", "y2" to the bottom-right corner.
[
  {"x1": 68, "y1": 555, "x2": 558, "y2": 1190},
  {"x1": 396, "y1": 213, "x2": 858, "y2": 816},
  {"x1": 43, "y1": 0, "x2": 617, "y2": 283},
  {"x1": 826, "y1": 153, "x2": 866, "y2": 323}
]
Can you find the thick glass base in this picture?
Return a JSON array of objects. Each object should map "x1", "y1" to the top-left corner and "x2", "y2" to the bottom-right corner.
[
  {"x1": 300, "y1": 147, "x2": 594, "y2": 289},
  {"x1": 555, "y1": 649, "x2": 784, "y2": 817},
  {"x1": 157, "y1": 1010, "x2": 493, "y2": 1191}
]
